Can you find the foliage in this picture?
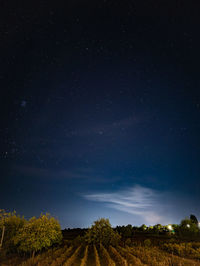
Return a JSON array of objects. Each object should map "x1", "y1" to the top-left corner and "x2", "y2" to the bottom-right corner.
[
  {"x1": 0, "y1": 209, "x2": 26, "y2": 252},
  {"x1": 14, "y1": 213, "x2": 62, "y2": 256},
  {"x1": 178, "y1": 218, "x2": 199, "y2": 238},
  {"x1": 116, "y1": 224, "x2": 133, "y2": 238},
  {"x1": 190, "y1": 214, "x2": 198, "y2": 225},
  {"x1": 144, "y1": 239, "x2": 151, "y2": 247},
  {"x1": 85, "y1": 218, "x2": 121, "y2": 247},
  {"x1": 139, "y1": 224, "x2": 147, "y2": 232},
  {"x1": 152, "y1": 224, "x2": 165, "y2": 234}
]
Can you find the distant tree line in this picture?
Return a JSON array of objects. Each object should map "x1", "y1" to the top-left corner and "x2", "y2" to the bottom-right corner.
[{"x1": 114, "y1": 214, "x2": 200, "y2": 240}]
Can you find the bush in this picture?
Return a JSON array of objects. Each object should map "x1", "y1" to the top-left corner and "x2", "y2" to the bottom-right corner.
[
  {"x1": 85, "y1": 218, "x2": 121, "y2": 247},
  {"x1": 0, "y1": 209, "x2": 25, "y2": 252},
  {"x1": 178, "y1": 218, "x2": 199, "y2": 238},
  {"x1": 14, "y1": 214, "x2": 62, "y2": 256},
  {"x1": 144, "y1": 239, "x2": 151, "y2": 248}
]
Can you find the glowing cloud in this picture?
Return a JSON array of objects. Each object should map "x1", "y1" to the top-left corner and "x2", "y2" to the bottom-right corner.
[{"x1": 84, "y1": 185, "x2": 166, "y2": 224}]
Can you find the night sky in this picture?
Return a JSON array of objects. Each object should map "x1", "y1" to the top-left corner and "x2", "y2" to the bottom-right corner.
[{"x1": 1, "y1": 1, "x2": 200, "y2": 228}]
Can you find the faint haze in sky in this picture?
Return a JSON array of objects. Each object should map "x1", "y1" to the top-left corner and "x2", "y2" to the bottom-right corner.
[{"x1": 0, "y1": 2, "x2": 200, "y2": 228}]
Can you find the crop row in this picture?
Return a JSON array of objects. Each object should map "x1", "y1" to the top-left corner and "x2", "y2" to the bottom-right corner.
[
  {"x1": 100, "y1": 243, "x2": 115, "y2": 266},
  {"x1": 109, "y1": 246, "x2": 127, "y2": 266},
  {"x1": 8, "y1": 243, "x2": 200, "y2": 266},
  {"x1": 126, "y1": 246, "x2": 200, "y2": 266},
  {"x1": 94, "y1": 245, "x2": 101, "y2": 266},
  {"x1": 63, "y1": 245, "x2": 82, "y2": 266}
]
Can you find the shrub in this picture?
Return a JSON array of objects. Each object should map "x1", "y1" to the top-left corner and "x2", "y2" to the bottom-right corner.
[
  {"x1": 0, "y1": 209, "x2": 25, "y2": 252},
  {"x1": 85, "y1": 218, "x2": 120, "y2": 247},
  {"x1": 13, "y1": 214, "x2": 62, "y2": 257},
  {"x1": 178, "y1": 218, "x2": 199, "y2": 238},
  {"x1": 144, "y1": 239, "x2": 151, "y2": 248}
]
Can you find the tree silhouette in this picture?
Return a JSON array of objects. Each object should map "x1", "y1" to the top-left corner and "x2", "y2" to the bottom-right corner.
[{"x1": 190, "y1": 214, "x2": 198, "y2": 225}]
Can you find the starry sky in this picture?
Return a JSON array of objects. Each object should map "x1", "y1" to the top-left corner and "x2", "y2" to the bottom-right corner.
[{"x1": 1, "y1": 1, "x2": 200, "y2": 228}]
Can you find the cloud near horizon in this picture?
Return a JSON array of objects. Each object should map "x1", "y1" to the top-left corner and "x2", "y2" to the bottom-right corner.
[{"x1": 84, "y1": 185, "x2": 195, "y2": 225}]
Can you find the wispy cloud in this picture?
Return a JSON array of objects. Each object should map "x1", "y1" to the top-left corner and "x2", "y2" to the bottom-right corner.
[{"x1": 84, "y1": 185, "x2": 172, "y2": 225}]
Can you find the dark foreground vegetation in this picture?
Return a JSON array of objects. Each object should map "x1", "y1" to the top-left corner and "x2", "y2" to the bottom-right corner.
[{"x1": 1, "y1": 210, "x2": 200, "y2": 265}]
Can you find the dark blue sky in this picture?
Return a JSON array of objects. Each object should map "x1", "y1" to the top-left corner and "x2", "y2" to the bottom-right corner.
[{"x1": 1, "y1": 1, "x2": 200, "y2": 228}]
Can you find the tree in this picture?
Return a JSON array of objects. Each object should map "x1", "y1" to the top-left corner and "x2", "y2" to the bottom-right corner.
[
  {"x1": 0, "y1": 209, "x2": 25, "y2": 252},
  {"x1": 14, "y1": 214, "x2": 62, "y2": 257},
  {"x1": 139, "y1": 224, "x2": 147, "y2": 232},
  {"x1": 155, "y1": 224, "x2": 163, "y2": 233},
  {"x1": 178, "y1": 218, "x2": 199, "y2": 238},
  {"x1": 85, "y1": 218, "x2": 121, "y2": 247},
  {"x1": 123, "y1": 224, "x2": 133, "y2": 238},
  {"x1": 190, "y1": 214, "x2": 198, "y2": 225}
]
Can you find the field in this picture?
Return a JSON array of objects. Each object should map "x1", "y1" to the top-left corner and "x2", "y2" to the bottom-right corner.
[{"x1": 1, "y1": 241, "x2": 200, "y2": 266}]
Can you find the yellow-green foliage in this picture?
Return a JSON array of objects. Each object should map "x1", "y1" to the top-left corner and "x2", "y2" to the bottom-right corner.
[
  {"x1": 80, "y1": 245, "x2": 88, "y2": 266},
  {"x1": 63, "y1": 245, "x2": 82, "y2": 266},
  {"x1": 0, "y1": 209, "x2": 26, "y2": 251},
  {"x1": 13, "y1": 214, "x2": 62, "y2": 255},
  {"x1": 85, "y1": 218, "x2": 121, "y2": 247},
  {"x1": 109, "y1": 245, "x2": 127, "y2": 266},
  {"x1": 178, "y1": 218, "x2": 200, "y2": 237},
  {"x1": 94, "y1": 245, "x2": 101, "y2": 266},
  {"x1": 100, "y1": 243, "x2": 115, "y2": 266},
  {"x1": 144, "y1": 238, "x2": 151, "y2": 247}
]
